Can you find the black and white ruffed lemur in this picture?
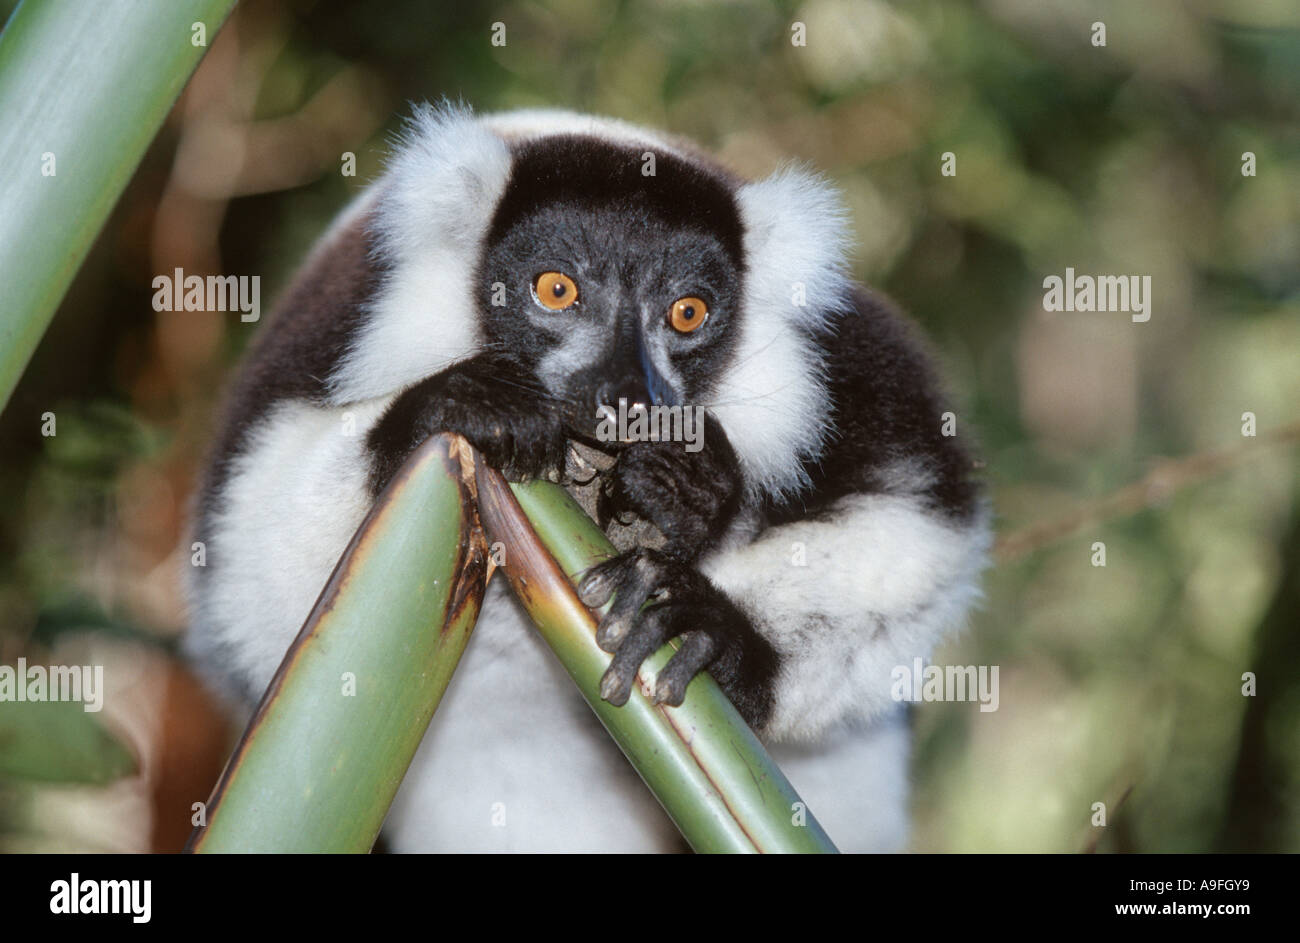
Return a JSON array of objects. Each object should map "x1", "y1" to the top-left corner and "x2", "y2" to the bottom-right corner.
[{"x1": 186, "y1": 104, "x2": 991, "y2": 852}]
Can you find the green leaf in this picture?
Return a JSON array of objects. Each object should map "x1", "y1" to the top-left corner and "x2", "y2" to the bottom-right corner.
[
  {"x1": 0, "y1": 698, "x2": 136, "y2": 785},
  {"x1": 0, "y1": 0, "x2": 237, "y2": 411}
]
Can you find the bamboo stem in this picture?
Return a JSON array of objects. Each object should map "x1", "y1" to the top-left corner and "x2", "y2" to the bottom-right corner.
[
  {"x1": 190, "y1": 435, "x2": 488, "y2": 853},
  {"x1": 476, "y1": 459, "x2": 838, "y2": 853}
]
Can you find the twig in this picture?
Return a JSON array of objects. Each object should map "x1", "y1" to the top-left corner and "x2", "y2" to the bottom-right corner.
[{"x1": 995, "y1": 420, "x2": 1300, "y2": 563}]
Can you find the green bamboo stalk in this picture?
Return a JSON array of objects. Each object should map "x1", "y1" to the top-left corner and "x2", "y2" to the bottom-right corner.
[
  {"x1": 0, "y1": 0, "x2": 236, "y2": 412},
  {"x1": 189, "y1": 435, "x2": 489, "y2": 853},
  {"x1": 476, "y1": 462, "x2": 838, "y2": 853}
]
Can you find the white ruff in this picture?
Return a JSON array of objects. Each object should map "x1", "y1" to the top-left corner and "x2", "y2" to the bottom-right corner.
[
  {"x1": 714, "y1": 167, "x2": 855, "y2": 499},
  {"x1": 704, "y1": 494, "x2": 992, "y2": 742}
]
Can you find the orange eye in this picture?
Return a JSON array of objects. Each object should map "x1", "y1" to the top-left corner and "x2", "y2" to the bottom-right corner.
[
  {"x1": 669, "y1": 296, "x2": 709, "y2": 333},
  {"x1": 534, "y1": 271, "x2": 579, "y2": 310}
]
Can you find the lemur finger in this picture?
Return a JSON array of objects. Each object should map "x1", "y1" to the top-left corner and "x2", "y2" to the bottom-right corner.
[
  {"x1": 595, "y1": 477, "x2": 638, "y2": 530},
  {"x1": 576, "y1": 552, "x2": 637, "y2": 609},
  {"x1": 577, "y1": 564, "x2": 641, "y2": 649},
  {"x1": 470, "y1": 430, "x2": 516, "y2": 477},
  {"x1": 599, "y1": 607, "x2": 675, "y2": 706},
  {"x1": 593, "y1": 576, "x2": 650, "y2": 652},
  {"x1": 594, "y1": 552, "x2": 673, "y2": 650},
  {"x1": 652, "y1": 629, "x2": 722, "y2": 707},
  {"x1": 606, "y1": 446, "x2": 718, "y2": 558}
]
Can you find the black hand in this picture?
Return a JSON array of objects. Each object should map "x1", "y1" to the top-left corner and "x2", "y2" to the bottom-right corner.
[
  {"x1": 366, "y1": 355, "x2": 568, "y2": 493},
  {"x1": 577, "y1": 547, "x2": 779, "y2": 729},
  {"x1": 597, "y1": 420, "x2": 741, "y2": 561}
]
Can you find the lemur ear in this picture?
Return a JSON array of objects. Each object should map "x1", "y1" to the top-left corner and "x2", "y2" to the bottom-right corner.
[
  {"x1": 735, "y1": 165, "x2": 855, "y2": 329},
  {"x1": 330, "y1": 102, "x2": 512, "y2": 403},
  {"x1": 373, "y1": 100, "x2": 513, "y2": 262},
  {"x1": 709, "y1": 168, "x2": 855, "y2": 502}
]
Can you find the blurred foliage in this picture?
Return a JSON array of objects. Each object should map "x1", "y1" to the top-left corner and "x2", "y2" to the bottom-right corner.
[
  {"x1": 0, "y1": 699, "x2": 136, "y2": 785},
  {"x1": 0, "y1": 0, "x2": 1297, "y2": 851}
]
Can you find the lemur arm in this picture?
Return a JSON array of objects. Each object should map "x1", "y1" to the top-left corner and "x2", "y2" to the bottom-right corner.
[
  {"x1": 704, "y1": 289, "x2": 990, "y2": 740},
  {"x1": 364, "y1": 352, "x2": 570, "y2": 494},
  {"x1": 582, "y1": 289, "x2": 989, "y2": 740}
]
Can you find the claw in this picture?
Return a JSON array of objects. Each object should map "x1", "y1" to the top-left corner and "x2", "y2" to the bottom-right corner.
[
  {"x1": 599, "y1": 666, "x2": 631, "y2": 705},
  {"x1": 566, "y1": 444, "x2": 602, "y2": 486},
  {"x1": 652, "y1": 676, "x2": 681, "y2": 707},
  {"x1": 577, "y1": 560, "x2": 621, "y2": 608},
  {"x1": 595, "y1": 487, "x2": 613, "y2": 531},
  {"x1": 595, "y1": 613, "x2": 631, "y2": 651}
]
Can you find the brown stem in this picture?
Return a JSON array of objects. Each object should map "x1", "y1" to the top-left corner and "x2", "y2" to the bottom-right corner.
[{"x1": 995, "y1": 420, "x2": 1300, "y2": 563}]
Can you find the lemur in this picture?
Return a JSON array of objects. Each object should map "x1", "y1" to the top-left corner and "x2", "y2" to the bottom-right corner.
[{"x1": 186, "y1": 103, "x2": 991, "y2": 852}]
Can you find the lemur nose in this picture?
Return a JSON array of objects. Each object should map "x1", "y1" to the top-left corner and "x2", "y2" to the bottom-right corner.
[{"x1": 596, "y1": 380, "x2": 651, "y2": 413}]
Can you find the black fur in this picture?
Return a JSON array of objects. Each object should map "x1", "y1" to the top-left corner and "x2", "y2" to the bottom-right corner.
[
  {"x1": 473, "y1": 136, "x2": 746, "y2": 427},
  {"x1": 365, "y1": 351, "x2": 569, "y2": 493},
  {"x1": 769, "y1": 286, "x2": 981, "y2": 525},
  {"x1": 596, "y1": 428, "x2": 742, "y2": 561},
  {"x1": 197, "y1": 211, "x2": 385, "y2": 539},
  {"x1": 488, "y1": 134, "x2": 745, "y2": 266}
]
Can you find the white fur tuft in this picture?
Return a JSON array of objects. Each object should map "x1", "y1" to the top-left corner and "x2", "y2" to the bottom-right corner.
[
  {"x1": 737, "y1": 166, "x2": 856, "y2": 331},
  {"x1": 478, "y1": 108, "x2": 683, "y2": 155},
  {"x1": 711, "y1": 166, "x2": 855, "y2": 500},
  {"x1": 328, "y1": 102, "x2": 513, "y2": 404},
  {"x1": 185, "y1": 397, "x2": 391, "y2": 697},
  {"x1": 704, "y1": 495, "x2": 992, "y2": 742}
]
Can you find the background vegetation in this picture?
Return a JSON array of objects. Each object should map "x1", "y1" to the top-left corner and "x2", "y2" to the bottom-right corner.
[{"x1": 1, "y1": 0, "x2": 1296, "y2": 852}]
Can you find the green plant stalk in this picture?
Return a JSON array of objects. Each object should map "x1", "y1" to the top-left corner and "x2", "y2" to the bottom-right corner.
[
  {"x1": 0, "y1": 0, "x2": 236, "y2": 412},
  {"x1": 476, "y1": 464, "x2": 838, "y2": 853},
  {"x1": 190, "y1": 436, "x2": 488, "y2": 853}
]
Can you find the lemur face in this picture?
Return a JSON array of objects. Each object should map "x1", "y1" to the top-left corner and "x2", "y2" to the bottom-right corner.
[{"x1": 477, "y1": 135, "x2": 745, "y2": 442}]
